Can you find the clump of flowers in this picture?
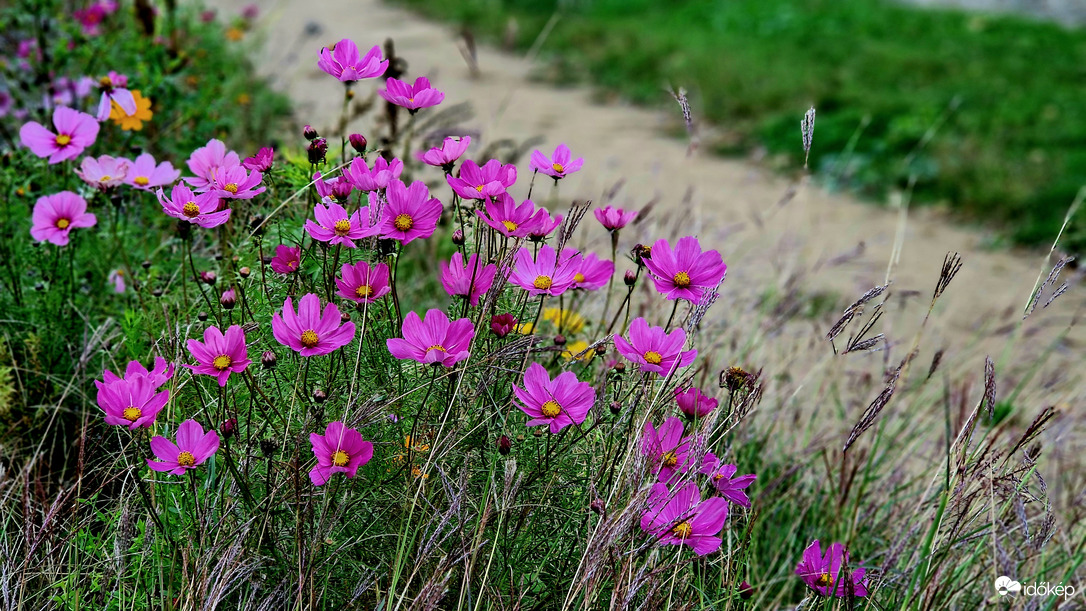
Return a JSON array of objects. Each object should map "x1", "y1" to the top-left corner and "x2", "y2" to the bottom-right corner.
[{"x1": 795, "y1": 540, "x2": 869, "y2": 597}]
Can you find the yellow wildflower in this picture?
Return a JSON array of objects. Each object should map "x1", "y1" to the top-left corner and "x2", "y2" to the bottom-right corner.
[
  {"x1": 542, "y1": 307, "x2": 586, "y2": 334},
  {"x1": 562, "y1": 340, "x2": 596, "y2": 362}
]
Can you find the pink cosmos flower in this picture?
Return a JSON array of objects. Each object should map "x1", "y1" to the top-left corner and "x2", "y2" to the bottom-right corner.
[
  {"x1": 19, "y1": 106, "x2": 100, "y2": 163},
  {"x1": 102, "y1": 357, "x2": 174, "y2": 388},
  {"x1": 317, "y1": 39, "x2": 388, "y2": 82},
  {"x1": 107, "y1": 269, "x2": 126, "y2": 293},
  {"x1": 613, "y1": 317, "x2": 697, "y2": 377},
  {"x1": 184, "y1": 138, "x2": 241, "y2": 191},
  {"x1": 642, "y1": 416, "x2": 694, "y2": 482},
  {"x1": 508, "y1": 245, "x2": 581, "y2": 297},
  {"x1": 211, "y1": 165, "x2": 265, "y2": 199},
  {"x1": 270, "y1": 244, "x2": 301, "y2": 274},
  {"x1": 313, "y1": 171, "x2": 353, "y2": 202},
  {"x1": 272, "y1": 294, "x2": 357, "y2": 357},
  {"x1": 795, "y1": 540, "x2": 869, "y2": 597},
  {"x1": 513, "y1": 362, "x2": 595, "y2": 434},
  {"x1": 640, "y1": 482, "x2": 728, "y2": 556},
  {"x1": 242, "y1": 146, "x2": 274, "y2": 172},
  {"x1": 183, "y1": 325, "x2": 251, "y2": 387},
  {"x1": 309, "y1": 421, "x2": 374, "y2": 486},
  {"x1": 490, "y1": 313, "x2": 517, "y2": 337},
  {"x1": 46, "y1": 76, "x2": 95, "y2": 108},
  {"x1": 386, "y1": 309, "x2": 474, "y2": 367},
  {"x1": 379, "y1": 179, "x2": 443, "y2": 244},
  {"x1": 643, "y1": 236, "x2": 727, "y2": 303},
  {"x1": 336, "y1": 261, "x2": 391, "y2": 304},
  {"x1": 476, "y1": 193, "x2": 540, "y2": 238},
  {"x1": 700, "y1": 453, "x2": 756, "y2": 508},
  {"x1": 416, "y1": 136, "x2": 470, "y2": 171},
  {"x1": 146, "y1": 419, "x2": 220, "y2": 475},
  {"x1": 439, "y1": 252, "x2": 497, "y2": 306},
  {"x1": 594, "y1": 205, "x2": 638, "y2": 231},
  {"x1": 30, "y1": 191, "x2": 96, "y2": 246},
  {"x1": 674, "y1": 387, "x2": 718, "y2": 419},
  {"x1": 123, "y1": 153, "x2": 180, "y2": 190},
  {"x1": 95, "y1": 71, "x2": 136, "y2": 121},
  {"x1": 530, "y1": 143, "x2": 583, "y2": 180},
  {"x1": 572, "y1": 253, "x2": 614, "y2": 290},
  {"x1": 94, "y1": 374, "x2": 169, "y2": 429},
  {"x1": 447, "y1": 159, "x2": 517, "y2": 200},
  {"x1": 379, "y1": 76, "x2": 445, "y2": 111},
  {"x1": 158, "y1": 184, "x2": 230, "y2": 228},
  {"x1": 74, "y1": 2, "x2": 115, "y2": 36},
  {"x1": 345, "y1": 155, "x2": 403, "y2": 192},
  {"x1": 75, "y1": 154, "x2": 129, "y2": 190},
  {"x1": 526, "y1": 208, "x2": 563, "y2": 241},
  {"x1": 304, "y1": 201, "x2": 379, "y2": 248}
]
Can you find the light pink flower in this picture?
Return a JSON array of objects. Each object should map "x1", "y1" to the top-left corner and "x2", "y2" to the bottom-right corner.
[
  {"x1": 317, "y1": 39, "x2": 388, "y2": 82},
  {"x1": 386, "y1": 309, "x2": 474, "y2": 367},
  {"x1": 183, "y1": 325, "x2": 252, "y2": 387},
  {"x1": 530, "y1": 144, "x2": 583, "y2": 180},
  {"x1": 124, "y1": 153, "x2": 180, "y2": 190},
  {"x1": 95, "y1": 71, "x2": 136, "y2": 121},
  {"x1": 158, "y1": 184, "x2": 230, "y2": 228},
  {"x1": 379, "y1": 76, "x2": 445, "y2": 111},
  {"x1": 30, "y1": 191, "x2": 96, "y2": 246},
  {"x1": 184, "y1": 138, "x2": 241, "y2": 191},
  {"x1": 345, "y1": 155, "x2": 403, "y2": 192},
  {"x1": 508, "y1": 245, "x2": 580, "y2": 297},
  {"x1": 440, "y1": 252, "x2": 497, "y2": 306},
  {"x1": 107, "y1": 269, "x2": 126, "y2": 293},
  {"x1": 75, "y1": 154, "x2": 129, "y2": 190},
  {"x1": 594, "y1": 205, "x2": 638, "y2": 231},
  {"x1": 336, "y1": 261, "x2": 391, "y2": 304},
  {"x1": 211, "y1": 165, "x2": 265, "y2": 199},
  {"x1": 270, "y1": 244, "x2": 301, "y2": 274},
  {"x1": 640, "y1": 482, "x2": 728, "y2": 556},
  {"x1": 513, "y1": 362, "x2": 595, "y2": 434},
  {"x1": 378, "y1": 179, "x2": 443, "y2": 244},
  {"x1": 309, "y1": 421, "x2": 374, "y2": 486},
  {"x1": 416, "y1": 136, "x2": 470, "y2": 171},
  {"x1": 19, "y1": 106, "x2": 100, "y2": 163},
  {"x1": 272, "y1": 294, "x2": 357, "y2": 357},
  {"x1": 147, "y1": 419, "x2": 220, "y2": 476}
]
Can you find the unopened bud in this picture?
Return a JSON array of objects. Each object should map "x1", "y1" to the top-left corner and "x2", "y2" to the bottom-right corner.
[
  {"x1": 341, "y1": 311, "x2": 351, "y2": 323},
  {"x1": 197, "y1": 311, "x2": 208, "y2": 322},
  {"x1": 200, "y1": 271, "x2": 216, "y2": 286},
  {"x1": 497, "y1": 435, "x2": 511, "y2": 455},
  {"x1": 738, "y1": 581, "x2": 754, "y2": 600},
  {"x1": 451, "y1": 229, "x2": 465, "y2": 245},
  {"x1": 632, "y1": 244, "x2": 652, "y2": 265},
  {"x1": 219, "y1": 288, "x2": 236, "y2": 309},
  {"x1": 239, "y1": 266, "x2": 251, "y2": 278},
  {"x1": 609, "y1": 401, "x2": 622, "y2": 415},
  {"x1": 613, "y1": 361, "x2": 626, "y2": 374},
  {"x1": 590, "y1": 499, "x2": 605, "y2": 515},
  {"x1": 261, "y1": 350, "x2": 277, "y2": 368},
  {"x1": 313, "y1": 389, "x2": 327, "y2": 403},
  {"x1": 303, "y1": 124, "x2": 319, "y2": 141},
  {"x1": 141, "y1": 260, "x2": 152, "y2": 270},
  {"x1": 249, "y1": 214, "x2": 266, "y2": 235},
  {"x1": 624, "y1": 270, "x2": 637, "y2": 286},
  {"x1": 553, "y1": 334, "x2": 566, "y2": 346},
  {"x1": 349, "y1": 133, "x2": 367, "y2": 153},
  {"x1": 221, "y1": 418, "x2": 237, "y2": 439},
  {"x1": 152, "y1": 288, "x2": 163, "y2": 298}
]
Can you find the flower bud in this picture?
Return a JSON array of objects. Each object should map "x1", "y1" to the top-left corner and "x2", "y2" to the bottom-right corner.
[
  {"x1": 632, "y1": 244, "x2": 652, "y2": 265},
  {"x1": 238, "y1": 266, "x2": 251, "y2": 278},
  {"x1": 152, "y1": 288, "x2": 163, "y2": 298},
  {"x1": 331, "y1": 180, "x2": 353, "y2": 202},
  {"x1": 451, "y1": 229, "x2": 465, "y2": 245},
  {"x1": 34, "y1": 282, "x2": 44, "y2": 291},
  {"x1": 303, "y1": 124, "x2": 319, "y2": 141},
  {"x1": 738, "y1": 581, "x2": 754, "y2": 600},
  {"x1": 221, "y1": 418, "x2": 237, "y2": 439},
  {"x1": 553, "y1": 334, "x2": 566, "y2": 346},
  {"x1": 490, "y1": 313, "x2": 517, "y2": 338},
  {"x1": 220, "y1": 288, "x2": 236, "y2": 309},
  {"x1": 349, "y1": 133, "x2": 367, "y2": 153},
  {"x1": 624, "y1": 270, "x2": 637, "y2": 286},
  {"x1": 197, "y1": 311, "x2": 208, "y2": 322},
  {"x1": 341, "y1": 311, "x2": 351, "y2": 323},
  {"x1": 609, "y1": 401, "x2": 622, "y2": 415},
  {"x1": 200, "y1": 271, "x2": 216, "y2": 286},
  {"x1": 141, "y1": 260, "x2": 152, "y2": 270},
  {"x1": 307, "y1": 137, "x2": 328, "y2": 164},
  {"x1": 261, "y1": 350, "x2": 277, "y2": 369},
  {"x1": 613, "y1": 361, "x2": 626, "y2": 374},
  {"x1": 313, "y1": 389, "x2": 327, "y2": 403},
  {"x1": 497, "y1": 435, "x2": 511, "y2": 455},
  {"x1": 590, "y1": 498, "x2": 605, "y2": 515}
]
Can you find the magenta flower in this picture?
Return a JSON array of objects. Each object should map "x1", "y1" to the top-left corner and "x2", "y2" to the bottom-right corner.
[
  {"x1": 107, "y1": 269, "x2": 126, "y2": 293},
  {"x1": 211, "y1": 165, "x2": 265, "y2": 199},
  {"x1": 146, "y1": 420, "x2": 220, "y2": 476},
  {"x1": 386, "y1": 309, "x2": 475, "y2": 367},
  {"x1": 184, "y1": 138, "x2": 241, "y2": 191},
  {"x1": 317, "y1": 39, "x2": 388, "y2": 82},
  {"x1": 526, "y1": 208, "x2": 563, "y2": 241},
  {"x1": 614, "y1": 317, "x2": 697, "y2": 377},
  {"x1": 74, "y1": 1, "x2": 119, "y2": 36},
  {"x1": 242, "y1": 146, "x2": 274, "y2": 172},
  {"x1": 102, "y1": 357, "x2": 174, "y2": 388},
  {"x1": 440, "y1": 252, "x2": 497, "y2": 306},
  {"x1": 642, "y1": 416, "x2": 693, "y2": 482},
  {"x1": 379, "y1": 76, "x2": 445, "y2": 111},
  {"x1": 308, "y1": 421, "x2": 374, "y2": 486},
  {"x1": 674, "y1": 387, "x2": 718, "y2": 419},
  {"x1": 336, "y1": 260, "x2": 391, "y2": 304},
  {"x1": 572, "y1": 253, "x2": 613, "y2": 290},
  {"x1": 94, "y1": 375, "x2": 168, "y2": 429},
  {"x1": 95, "y1": 71, "x2": 136, "y2": 121},
  {"x1": 379, "y1": 179, "x2": 442, "y2": 244},
  {"x1": 313, "y1": 171, "x2": 353, "y2": 202},
  {"x1": 416, "y1": 136, "x2": 470, "y2": 171},
  {"x1": 700, "y1": 452, "x2": 756, "y2": 508},
  {"x1": 270, "y1": 244, "x2": 301, "y2": 274},
  {"x1": 476, "y1": 193, "x2": 539, "y2": 238},
  {"x1": 643, "y1": 237, "x2": 727, "y2": 303},
  {"x1": 19, "y1": 106, "x2": 100, "y2": 163},
  {"x1": 594, "y1": 205, "x2": 638, "y2": 231},
  {"x1": 76, "y1": 154, "x2": 129, "y2": 190},
  {"x1": 158, "y1": 184, "x2": 230, "y2": 228},
  {"x1": 123, "y1": 153, "x2": 180, "y2": 190},
  {"x1": 304, "y1": 201, "x2": 379, "y2": 248},
  {"x1": 447, "y1": 159, "x2": 517, "y2": 200},
  {"x1": 640, "y1": 482, "x2": 728, "y2": 556},
  {"x1": 272, "y1": 294, "x2": 357, "y2": 357},
  {"x1": 30, "y1": 191, "x2": 96, "y2": 246},
  {"x1": 508, "y1": 245, "x2": 580, "y2": 297},
  {"x1": 345, "y1": 155, "x2": 403, "y2": 192},
  {"x1": 490, "y1": 313, "x2": 517, "y2": 337},
  {"x1": 530, "y1": 144, "x2": 583, "y2": 180},
  {"x1": 795, "y1": 540, "x2": 869, "y2": 597},
  {"x1": 513, "y1": 362, "x2": 595, "y2": 434},
  {"x1": 183, "y1": 325, "x2": 251, "y2": 387}
]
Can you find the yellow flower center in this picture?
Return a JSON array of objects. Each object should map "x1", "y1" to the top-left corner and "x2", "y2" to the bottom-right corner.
[
  {"x1": 99, "y1": 175, "x2": 112, "y2": 183},
  {"x1": 300, "y1": 329, "x2": 319, "y2": 348},
  {"x1": 212, "y1": 355, "x2": 232, "y2": 370},
  {"x1": 393, "y1": 213, "x2": 414, "y2": 232},
  {"x1": 182, "y1": 202, "x2": 200, "y2": 217},
  {"x1": 661, "y1": 451, "x2": 678, "y2": 468},
  {"x1": 331, "y1": 450, "x2": 350, "y2": 467},
  {"x1": 333, "y1": 219, "x2": 351, "y2": 235},
  {"x1": 99, "y1": 76, "x2": 112, "y2": 87},
  {"x1": 673, "y1": 271, "x2": 692, "y2": 288},
  {"x1": 55, "y1": 134, "x2": 72, "y2": 146},
  {"x1": 713, "y1": 473, "x2": 724, "y2": 481},
  {"x1": 671, "y1": 521, "x2": 693, "y2": 539},
  {"x1": 574, "y1": 272, "x2": 585, "y2": 283},
  {"x1": 533, "y1": 275, "x2": 553, "y2": 290},
  {"x1": 55, "y1": 218, "x2": 71, "y2": 229},
  {"x1": 502, "y1": 220, "x2": 518, "y2": 233},
  {"x1": 408, "y1": 97, "x2": 414, "y2": 103},
  {"x1": 644, "y1": 351, "x2": 663, "y2": 365},
  {"x1": 223, "y1": 183, "x2": 238, "y2": 194},
  {"x1": 551, "y1": 162, "x2": 564, "y2": 174},
  {"x1": 815, "y1": 573, "x2": 833, "y2": 587},
  {"x1": 177, "y1": 451, "x2": 196, "y2": 467},
  {"x1": 541, "y1": 400, "x2": 561, "y2": 418},
  {"x1": 475, "y1": 184, "x2": 485, "y2": 193},
  {"x1": 122, "y1": 406, "x2": 141, "y2": 422},
  {"x1": 134, "y1": 176, "x2": 150, "y2": 186},
  {"x1": 355, "y1": 284, "x2": 373, "y2": 298},
  {"x1": 425, "y1": 344, "x2": 446, "y2": 353}
]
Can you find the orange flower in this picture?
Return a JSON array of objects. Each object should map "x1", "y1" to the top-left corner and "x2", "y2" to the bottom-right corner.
[
  {"x1": 110, "y1": 90, "x2": 152, "y2": 131},
  {"x1": 225, "y1": 27, "x2": 244, "y2": 41}
]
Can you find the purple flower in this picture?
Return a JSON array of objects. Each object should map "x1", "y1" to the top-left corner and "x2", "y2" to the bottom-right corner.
[
  {"x1": 30, "y1": 191, "x2": 96, "y2": 246},
  {"x1": 674, "y1": 387, "x2": 717, "y2": 419},
  {"x1": 107, "y1": 269, "x2": 126, "y2": 293},
  {"x1": 795, "y1": 540, "x2": 869, "y2": 597},
  {"x1": 643, "y1": 236, "x2": 727, "y2": 303},
  {"x1": 76, "y1": 154, "x2": 129, "y2": 190},
  {"x1": 526, "y1": 207, "x2": 563, "y2": 241},
  {"x1": 476, "y1": 193, "x2": 539, "y2": 238},
  {"x1": 147, "y1": 419, "x2": 220, "y2": 476},
  {"x1": 700, "y1": 453, "x2": 756, "y2": 508},
  {"x1": 270, "y1": 244, "x2": 301, "y2": 274},
  {"x1": 272, "y1": 294, "x2": 357, "y2": 357},
  {"x1": 95, "y1": 72, "x2": 136, "y2": 121},
  {"x1": 416, "y1": 136, "x2": 470, "y2": 170},
  {"x1": 378, "y1": 179, "x2": 443, "y2": 244},
  {"x1": 309, "y1": 421, "x2": 374, "y2": 486},
  {"x1": 439, "y1": 252, "x2": 497, "y2": 306},
  {"x1": 640, "y1": 482, "x2": 728, "y2": 556},
  {"x1": 336, "y1": 261, "x2": 391, "y2": 304},
  {"x1": 572, "y1": 253, "x2": 613, "y2": 290},
  {"x1": 641, "y1": 416, "x2": 693, "y2": 482},
  {"x1": 304, "y1": 201, "x2": 380, "y2": 248},
  {"x1": 613, "y1": 317, "x2": 697, "y2": 377},
  {"x1": 102, "y1": 357, "x2": 174, "y2": 388},
  {"x1": 513, "y1": 362, "x2": 595, "y2": 434},
  {"x1": 530, "y1": 143, "x2": 583, "y2": 180},
  {"x1": 184, "y1": 138, "x2": 241, "y2": 191},
  {"x1": 490, "y1": 313, "x2": 517, "y2": 337},
  {"x1": 211, "y1": 165, "x2": 265, "y2": 199},
  {"x1": 242, "y1": 146, "x2": 274, "y2": 172},
  {"x1": 386, "y1": 309, "x2": 475, "y2": 367},
  {"x1": 379, "y1": 76, "x2": 445, "y2": 111},
  {"x1": 317, "y1": 39, "x2": 388, "y2": 82},
  {"x1": 183, "y1": 325, "x2": 251, "y2": 387},
  {"x1": 313, "y1": 171, "x2": 353, "y2": 202},
  {"x1": 19, "y1": 106, "x2": 100, "y2": 163},
  {"x1": 345, "y1": 155, "x2": 404, "y2": 192},
  {"x1": 158, "y1": 184, "x2": 230, "y2": 228},
  {"x1": 594, "y1": 205, "x2": 638, "y2": 231},
  {"x1": 123, "y1": 153, "x2": 180, "y2": 190},
  {"x1": 447, "y1": 159, "x2": 516, "y2": 200},
  {"x1": 95, "y1": 374, "x2": 168, "y2": 429},
  {"x1": 508, "y1": 245, "x2": 581, "y2": 297}
]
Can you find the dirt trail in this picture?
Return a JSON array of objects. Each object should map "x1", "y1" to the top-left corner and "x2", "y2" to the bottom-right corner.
[{"x1": 208, "y1": 0, "x2": 1083, "y2": 398}]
